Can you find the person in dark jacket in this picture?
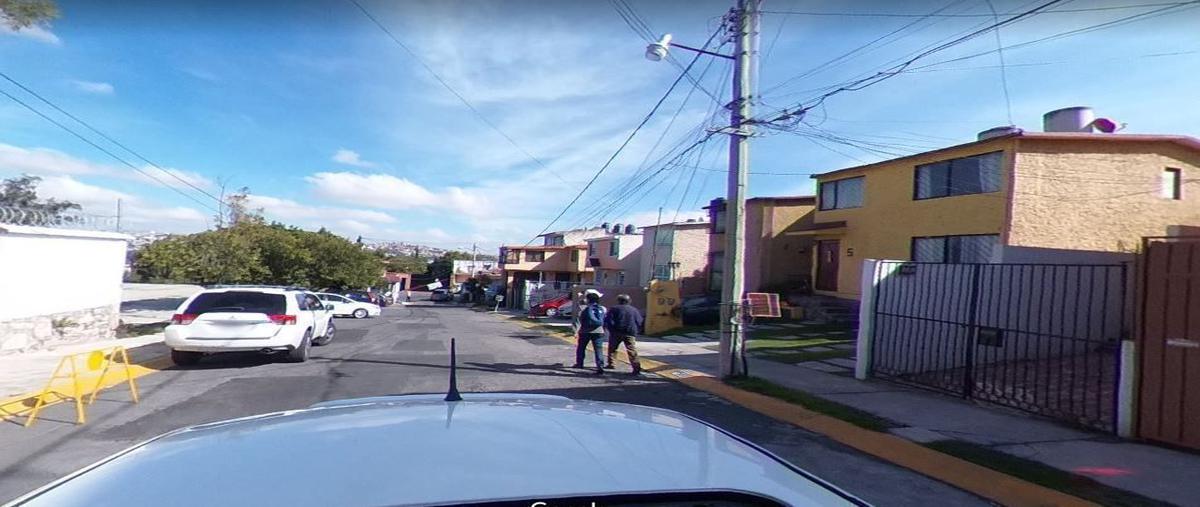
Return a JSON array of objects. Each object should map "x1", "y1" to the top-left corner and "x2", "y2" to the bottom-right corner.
[
  {"x1": 573, "y1": 289, "x2": 607, "y2": 375},
  {"x1": 603, "y1": 294, "x2": 643, "y2": 374}
]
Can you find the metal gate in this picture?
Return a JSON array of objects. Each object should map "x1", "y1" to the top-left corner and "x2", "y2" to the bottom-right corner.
[
  {"x1": 1137, "y1": 237, "x2": 1200, "y2": 449},
  {"x1": 870, "y1": 261, "x2": 1128, "y2": 431}
]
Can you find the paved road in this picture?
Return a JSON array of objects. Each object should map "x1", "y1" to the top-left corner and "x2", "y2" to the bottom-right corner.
[{"x1": 0, "y1": 305, "x2": 985, "y2": 505}]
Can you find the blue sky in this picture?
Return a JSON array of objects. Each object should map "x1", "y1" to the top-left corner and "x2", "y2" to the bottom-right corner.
[{"x1": 1, "y1": 0, "x2": 1197, "y2": 250}]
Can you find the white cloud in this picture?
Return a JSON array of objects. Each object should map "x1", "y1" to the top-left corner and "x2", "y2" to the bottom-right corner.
[
  {"x1": 304, "y1": 172, "x2": 492, "y2": 217},
  {"x1": 32, "y1": 175, "x2": 208, "y2": 232},
  {"x1": 331, "y1": 149, "x2": 376, "y2": 168},
  {"x1": 131, "y1": 166, "x2": 212, "y2": 190},
  {"x1": 70, "y1": 80, "x2": 115, "y2": 95},
  {"x1": 245, "y1": 194, "x2": 396, "y2": 225},
  {"x1": 0, "y1": 143, "x2": 108, "y2": 175},
  {"x1": 0, "y1": 24, "x2": 60, "y2": 45}
]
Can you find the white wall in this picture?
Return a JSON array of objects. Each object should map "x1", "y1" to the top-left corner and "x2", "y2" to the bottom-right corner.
[{"x1": 0, "y1": 225, "x2": 130, "y2": 320}]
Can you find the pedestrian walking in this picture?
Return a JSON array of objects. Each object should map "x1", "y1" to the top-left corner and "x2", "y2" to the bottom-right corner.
[
  {"x1": 572, "y1": 289, "x2": 607, "y2": 375},
  {"x1": 603, "y1": 294, "x2": 643, "y2": 375}
]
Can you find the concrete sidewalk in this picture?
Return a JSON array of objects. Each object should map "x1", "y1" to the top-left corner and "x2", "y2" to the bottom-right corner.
[
  {"x1": 638, "y1": 338, "x2": 1198, "y2": 507},
  {"x1": 0, "y1": 334, "x2": 166, "y2": 399}
]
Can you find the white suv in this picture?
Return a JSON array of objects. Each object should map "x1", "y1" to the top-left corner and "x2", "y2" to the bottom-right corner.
[{"x1": 165, "y1": 287, "x2": 336, "y2": 365}]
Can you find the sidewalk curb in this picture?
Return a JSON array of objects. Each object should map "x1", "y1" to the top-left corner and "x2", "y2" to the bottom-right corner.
[{"x1": 497, "y1": 314, "x2": 1097, "y2": 507}]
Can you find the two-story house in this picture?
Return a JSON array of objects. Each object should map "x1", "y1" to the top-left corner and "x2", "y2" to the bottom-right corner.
[
  {"x1": 584, "y1": 224, "x2": 644, "y2": 287},
  {"x1": 705, "y1": 195, "x2": 818, "y2": 294},
  {"x1": 640, "y1": 220, "x2": 711, "y2": 296},
  {"x1": 803, "y1": 108, "x2": 1200, "y2": 299},
  {"x1": 498, "y1": 225, "x2": 612, "y2": 308}
]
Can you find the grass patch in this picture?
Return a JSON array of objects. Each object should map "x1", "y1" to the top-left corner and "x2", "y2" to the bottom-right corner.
[
  {"x1": 746, "y1": 337, "x2": 846, "y2": 351},
  {"x1": 924, "y1": 440, "x2": 1173, "y2": 507},
  {"x1": 116, "y1": 321, "x2": 167, "y2": 338},
  {"x1": 753, "y1": 348, "x2": 853, "y2": 364},
  {"x1": 726, "y1": 376, "x2": 899, "y2": 432}
]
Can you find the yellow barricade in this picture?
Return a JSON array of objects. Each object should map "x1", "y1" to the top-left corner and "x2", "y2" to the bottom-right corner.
[{"x1": 21, "y1": 346, "x2": 140, "y2": 427}]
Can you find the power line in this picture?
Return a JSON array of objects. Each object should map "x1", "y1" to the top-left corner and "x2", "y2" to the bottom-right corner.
[
  {"x1": 530, "y1": 25, "x2": 725, "y2": 242},
  {"x1": 902, "y1": 49, "x2": 1198, "y2": 72},
  {"x1": 0, "y1": 87, "x2": 221, "y2": 213},
  {"x1": 348, "y1": 0, "x2": 569, "y2": 185},
  {"x1": 983, "y1": 0, "x2": 1015, "y2": 125},
  {"x1": 759, "y1": 2, "x2": 1196, "y2": 17},
  {"x1": 756, "y1": 0, "x2": 1068, "y2": 126},
  {"x1": 0, "y1": 70, "x2": 228, "y2": 209},
  {"x1": 609, "y1": 0, "x2": 727, "y2": 106}
]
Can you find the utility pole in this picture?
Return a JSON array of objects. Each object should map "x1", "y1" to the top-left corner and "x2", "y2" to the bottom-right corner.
[
  {"x1": 115, "y1": 198, "x2": 122, "y2": 232},
  {"x1": 718, "y1": 0, "x2": 759, "y2": 378}
]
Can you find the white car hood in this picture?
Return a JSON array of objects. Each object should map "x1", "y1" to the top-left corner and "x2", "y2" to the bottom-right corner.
[{"x1": 11, "y1": 395, "x2": 861, "y2": 506}]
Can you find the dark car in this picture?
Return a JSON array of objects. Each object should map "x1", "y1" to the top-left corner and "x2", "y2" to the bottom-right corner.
[
  {"x1": 346, "y1": 292, "x2": 385, "y2": 307},
  {"x1": 430, "y1": 288, "x2": 451, "y2": 302},
  {"x1": 680, "y1": 295, "x2": 721, "y2": 326}
]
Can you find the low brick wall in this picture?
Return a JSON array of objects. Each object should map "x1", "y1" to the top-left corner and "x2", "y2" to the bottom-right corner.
[{"x1": 0, "y1": 305, "x2": 119, "y2": 354}]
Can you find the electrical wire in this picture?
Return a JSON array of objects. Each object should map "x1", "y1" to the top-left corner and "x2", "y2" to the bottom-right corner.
[
  {"x1": 983, "y1": 0, "x2": 1015, "y2": 125},
  {"x1": 758, "y1": 1, "x2": 1195, "y2": 17},
  {"x1": 527, "y1": 26, "x2": 722, "y2": 244},
  {"x1": 610, "y1": 0, "x2": 727, "y2": 106},
  {"x1": 0, "y1": 87, "x2": 221, "y2": 213},
  {"x1": 349, "y1": 0, "x2": 570, "y2": 185}
]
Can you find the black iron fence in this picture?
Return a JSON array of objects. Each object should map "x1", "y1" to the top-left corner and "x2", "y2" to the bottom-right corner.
[{"x1": 869, "y1": 261, "x2": 1128, "y2": 431}]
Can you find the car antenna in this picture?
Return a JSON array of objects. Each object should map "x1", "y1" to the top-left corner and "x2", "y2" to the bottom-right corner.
[{"x1": 445, "y1": 338, "x2": 463, "y2": 402}]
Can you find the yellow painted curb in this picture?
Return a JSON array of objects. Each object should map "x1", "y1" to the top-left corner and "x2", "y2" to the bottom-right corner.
[
  {"x1": 0, "y1": 354, "x2": 171, "y2": 423},
  {"x1": 503, "y1": 314, "x2": 1096, "y2": 507}
]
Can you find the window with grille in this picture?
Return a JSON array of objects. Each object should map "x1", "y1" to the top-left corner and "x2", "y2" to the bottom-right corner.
[
  {"x1": 525, "y1": 251, "x2": 545, "y2": 262},
  {"x1": 609, "y1": 239, "x2": 619, "y2": 256},
  {"x1": 1163, "y1": 168, "x2": 1182, "y2": 200},
  {"x1": 652, "y1": 264, "x2": 671, "y2": 280},
  {"x1": 818, "y1": 176, "x2": 864, "y2": 210},
  {"x1": 915, "y1": 152, "x2": 1002, "y2": 199},
  {"x1": 912, "y1": 234, "x2": 998, "y2": 263}
]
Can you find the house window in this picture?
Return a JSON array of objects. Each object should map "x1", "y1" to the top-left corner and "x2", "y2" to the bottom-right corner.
[
  {"x1": 608, "y1": 239, "x2": 619, "y2": 256},
  {"x1": 912, "y1": 234, "x2": 999, "y2": 263},
  {"x1": 587, "y1": 241, "x2": 596, "y2": 257},
  {"x1": 708, "y1": 252, "x2": 724, "y2": 292},
  {"x1": 1163, "y1": 168, "x2": 1182, "y2": 200},
  {"x1": 617, "y1": 271, "x2": 626, "y2": 285},
  {"x1": 504, "y1": 249, "x2": 520, "y2": 264},
  {"x1": 654, "y1": 229, "x2": 673, "y2": 246},
  {"x1": 914, "y1": 151, "x2": 1002, "y2": 199},
  {"x1": 713, "y1": 208, "x2": 726, "y2": 233},
  {"x1": 652, "y1": 264, "x2": 671, "y2": 280},
  {"x1": 525, "y1": 251, "x2": 545, "y2": 262},
  {"x1": 570, "y1": 249, "x2": 579, "y2": 262},
  {"x1": 545, "y1": 235, "x2": 564, "y2": 246},
  {"x1": 818, "y1": 176, "x2": 864, "y2": 210}
]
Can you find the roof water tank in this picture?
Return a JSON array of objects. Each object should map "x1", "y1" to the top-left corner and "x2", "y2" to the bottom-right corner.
[
  {"x1": 601, "y1": 222, "x2": 610, "y2": 230},
  {"x1": 977, "y1": 125, "x2": 1022, "y2": 140},
  {"x1": 1043, "y1": 107, "x2": 1095, "y2": 133},
  {"x1": 611, "y1": 223, "x2": 623, "y2": 234},
  {"x1": 624, "y1": 224, "x2": 636, "y2": 234}
]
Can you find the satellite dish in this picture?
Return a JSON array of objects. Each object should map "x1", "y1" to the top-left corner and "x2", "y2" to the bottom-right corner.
[{"x1": 1092, "y1": 117, "x2": 1120, "y2": 133}]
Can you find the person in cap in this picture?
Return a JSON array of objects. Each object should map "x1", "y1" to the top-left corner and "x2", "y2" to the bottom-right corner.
[
  {"x1": 572, "y1": 289, "x2": 607, "y2": 375},
  {"x1": 603, "y1": 294, "x2": 643, "y2": 374}
]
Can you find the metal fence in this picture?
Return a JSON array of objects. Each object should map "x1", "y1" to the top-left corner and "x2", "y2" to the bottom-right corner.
[
  {"x1": 870, "y1": 261, "x2": 1128, "y2": 431},
  {"x1": 0, "y1": 206, "x2": 119, "y2": 231}
]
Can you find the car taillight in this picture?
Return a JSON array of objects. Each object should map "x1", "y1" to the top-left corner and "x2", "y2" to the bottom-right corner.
[
  {"x1": 171, "y1": 313, "x2": 197, "y2": 325},
  {"x1": 268, "y1": 314, "x2": 297, "y2": 325}
]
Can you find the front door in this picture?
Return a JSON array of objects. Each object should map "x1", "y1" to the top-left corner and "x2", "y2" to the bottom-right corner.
[{"x1": 816, "y1": 240, "x2": 840, "y2": 292}]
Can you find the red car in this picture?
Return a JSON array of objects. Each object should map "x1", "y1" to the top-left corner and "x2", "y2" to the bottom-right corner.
[{"x1": 529, "y1": 294, "x2": 572, "y2": 318}]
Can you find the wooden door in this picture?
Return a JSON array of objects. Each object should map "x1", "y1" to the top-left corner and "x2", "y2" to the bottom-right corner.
[{"x1": 816, "y1": 240, "x2": 840, "y2": 292}]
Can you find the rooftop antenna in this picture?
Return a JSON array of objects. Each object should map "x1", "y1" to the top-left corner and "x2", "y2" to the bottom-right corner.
[{"x1": 445, "y1": 338, "x2": 463, "y2": 402}]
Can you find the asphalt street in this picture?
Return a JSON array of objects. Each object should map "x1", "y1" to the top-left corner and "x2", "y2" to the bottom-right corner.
[{"x1": 0, "y1": 304, "x2": 986, "y2": 505}]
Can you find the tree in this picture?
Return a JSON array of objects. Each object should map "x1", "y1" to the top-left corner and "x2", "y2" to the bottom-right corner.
[
  {"x1": 133, "y1": 230, "x2": 264, "y2": 285},
  {"x1": 383, "y1": 254, "x2": 428, "y2": 275},
  {"x1": 219, "y1": 186, "x2": 263, "y2": 227},
  {"x1": 0, "y1": 174, "x2": 81, "y2": 224},
  {"x1": 0, "y1": 0, "x2": 58, "y2": 30}
]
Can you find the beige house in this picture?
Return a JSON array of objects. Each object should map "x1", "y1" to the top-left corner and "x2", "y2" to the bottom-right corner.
[
  {"x1": 803, "y1": 128, "x2": 1200, "y2": 299},
  {"x1": 585, "y1": 227, "x2": 644, "y2": 287},
  {"x1": 706, "y1": 196, "x2": 818, "y2": 294},
  {"x1": 640, "y1": 221, "x2": 711, "y2": 297}
]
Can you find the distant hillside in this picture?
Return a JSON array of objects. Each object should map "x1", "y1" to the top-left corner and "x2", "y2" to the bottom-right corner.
[{"x1": 363, "y1": 240, "x2": 496, "y2": 262}]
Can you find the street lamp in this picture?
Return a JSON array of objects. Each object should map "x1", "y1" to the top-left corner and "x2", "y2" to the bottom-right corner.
[{"x1": 643, "y1": 0, "x2": 760, "y2": 379}]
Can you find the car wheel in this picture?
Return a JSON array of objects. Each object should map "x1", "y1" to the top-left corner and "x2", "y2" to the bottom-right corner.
[
  {"x1": 353, "y1": 308, "x2": 368, "y2": 319},
  {"x1": 313, "y1": 321, "x2": 335, "y2": 346},
  {"x1": 171, "y1": 349, "x2": 202, "y2": 366},
  {"x1": 545, "y1": 307, "x2": 558, "y2": 318},
  {"x1": 284, "y1": 330, "x2": 312, "y2": 363}
]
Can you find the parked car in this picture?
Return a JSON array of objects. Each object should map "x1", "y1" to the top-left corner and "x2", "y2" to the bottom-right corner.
[
  {"x1": 7, "y1": 394, "x2": 864, "y2": 506},
  {"x1": 165, "y1": 287, "x2": 335, "y2": 365},
  {"x1": 529, "y1": 294, "x2": 572, "y2": 318},
  {"x1": 346, "y1": 291, "x2": 385, "y2": 307},
  {"x1": 429, "y1": 288, "x2": 451, "y2": 302},
  {"x1": 316, "y1": 292, "x2": 381, "y2": 319},
  {"x1": 680, "y1": 295, "x2": 721, "y2": 325}
]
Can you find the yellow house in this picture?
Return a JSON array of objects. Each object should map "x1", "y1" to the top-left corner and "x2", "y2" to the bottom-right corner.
[{"x1": 801, "y1": 131, "x2": 1200, "y2": 299}]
